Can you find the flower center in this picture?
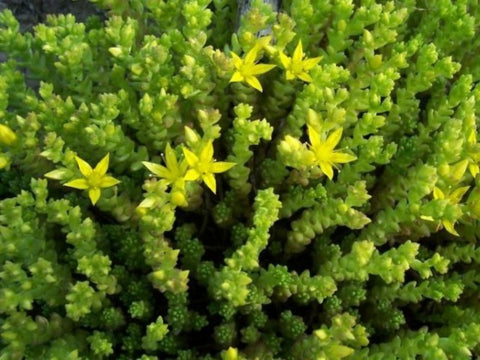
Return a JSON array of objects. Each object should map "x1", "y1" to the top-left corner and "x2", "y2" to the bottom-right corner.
[
  {"x1": 314, "y1": 146, "x2": 333, "y2": 163},
  {"x1": 88, "y1": 172, "x2": 103, "y2": 188},
  {"x1": 196, "y1": 161, "x2": 210, "y2": 175},
  {"x1": 291, "y1": 61, "x2": 304, "y2": 74}
]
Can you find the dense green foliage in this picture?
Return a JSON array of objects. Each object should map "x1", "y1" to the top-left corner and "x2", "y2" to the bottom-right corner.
[{"x1": 1, "y1": 0, "x2": 480, "y2": 359}]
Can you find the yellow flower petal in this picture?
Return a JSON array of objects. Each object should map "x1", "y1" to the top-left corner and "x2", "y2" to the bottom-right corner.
[
  {"x1": 433, "y1": 187, "x2": 445, "y2": 200},
  {"x1": 182, "y1": 147, "x2": 199, "y2": 167},
  {"x1": 285, "y1": 71, "x2": 295, "y2": 80},
  {"x1": 164, "y1": 143, "x2": 178, "y2": 171},
  {"x1": 230, "y1": 52, "x2": 243, "y2": 68},
  {"x1": 75, "y1": 156, "x2": 93, "y2": 177},
  {"x1": 325, "y1": 128, "x2": 343, "y2": 150},
  {"x1": 244, "y1": 36, "x2": 270, "y2": 64},
  {"x1": 308, "y1": 125, "x2": 321, "y2": 149},
  {"x1": 143, "y1": 161, "x2": 170, "y2": 179},
  {"x1": 449, "y1": 186, "x2": 470, "y2": 204},
  {"x1": 100, "y1": 176, "x2": 120, "y2": 188},
  {"x1": 89, "y1": 188, "x2": 101, "y2": 205},
  {"x1": 249, "y1": 63, "x2": 276, "y2": 75},
  {"x1": 210, "y1": 161, "x2": 236, "y2": 173},
  {"x1": 178, "y1": 160, "x2": 189, "y2": 175},
  {"x1": 94, "y1": 153, "x2": 110, "y2": 176},
  {"x1": 303, "y1": 56, "x2": 322, "y2": 70},
  {"x1": 245, "y1": 76, "x2": 263, "y2": 92},
  {"x1": 229, "y1": 71, "x2": 244, "y2": 83},
  {"x1": 330, "y1": 152, "x2": 357, "y2": 164},
  {"x1": 200, "y1": 141, "x2": 214, "y2": 163},
  {"x1": 184, "y1": 169, "x2": 200, "y2": 181},
  {"x1": 298, "y1": 72, "x2": 313, "y2": 83},
  {"x1": 442, "y1": 220, "x2": 459, "y2": 236},
  {"x1": 293, "y1": 40, "x2": 304, "y2": 64},
  {"x1": 64, "y1": 178, "x2": 89, "y2": 189},
  {"x1": 202, "y1": 173, "x2": 217, "y2": 193},
  {"x1": 244, "y1": 46, "x2": 259, "y2": 65},
  {"x1": 279, "y1": 52, "x2": 291, "y2": 69},
  {"x1": 255, "y1": 35, "x2": 272, "y2": 50},
  {"x1": 319, "y1": 161, "x2": 334, "y2": 180}
]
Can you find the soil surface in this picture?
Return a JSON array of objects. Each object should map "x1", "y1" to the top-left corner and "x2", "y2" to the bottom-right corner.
[{"x1": 1, "y1": 0, "x2": 102, "y2": 32}]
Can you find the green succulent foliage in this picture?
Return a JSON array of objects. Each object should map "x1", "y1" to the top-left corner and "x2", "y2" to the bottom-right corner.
[{"x1": 1, "y1": 0, "x2": 480, "y2": 359}]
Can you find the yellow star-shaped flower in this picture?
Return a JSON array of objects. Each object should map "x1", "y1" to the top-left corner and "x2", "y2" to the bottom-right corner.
[
  {"x1": 142, "y1": 143, "x2": 189, "y2": 206},
  {"x1": 182, "y1": 141, "x2": 235, "y2": 194},
  {"x1": 229, "y1": 37, "x2": 276, "y2": 92},
  {"x1": 142, "y1": 143, "x2": 188, "y2": 188},
  {"x1": 62, "y1": 154, "x2": 120, "y2": 205},
  {"x1": 279, "y1": 40, "x2": 322, "y2": 82},
  {"x1": 307, "y1": 125, "x2": 357, "y2": 180},
  {"x1": 431, "y1": 185, "x2": 470, "y2": 236}
]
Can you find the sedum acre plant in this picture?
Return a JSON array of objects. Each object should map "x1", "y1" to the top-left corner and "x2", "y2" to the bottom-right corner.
[{"x1": 1, "y1": 0, "x2": 480, "y2": 359}]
